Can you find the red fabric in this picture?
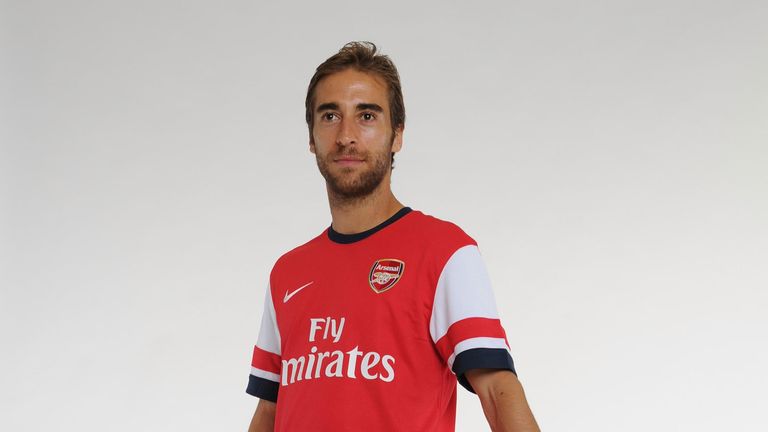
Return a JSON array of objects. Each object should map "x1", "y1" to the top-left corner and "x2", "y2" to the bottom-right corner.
[
  {"x1": 251, "y1": 345, "x2": 281, "y2": 374},
  {"x1": 434, "y1": 317, "x2": 509, "y2": 362},
  {"x1": 252, "y1": 210, "x2": 508, "y2": 431}
]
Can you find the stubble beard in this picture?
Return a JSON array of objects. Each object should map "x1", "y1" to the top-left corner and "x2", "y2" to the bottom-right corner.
[{"x1": 316, "y1": 139, "x2": 393, "y2": 204}]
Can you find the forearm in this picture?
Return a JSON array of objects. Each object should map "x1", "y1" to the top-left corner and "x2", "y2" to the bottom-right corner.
[
  {"x1": 248, "y1": 399, "x2": 276, "y2": 432},
  {"x1": 468, "y1": 370, "x2": 540, "y2": 432}
]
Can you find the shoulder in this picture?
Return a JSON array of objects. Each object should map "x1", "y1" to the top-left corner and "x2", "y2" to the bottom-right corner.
[
  {"x1": 269, "y1": 230, "x2": 327, "y2": 278},
  {"x1": 406, "y1": 210, "x2": 478, "y2": 249},
  {"x1": 402, "y1": 210, "x2": 482, "y2": 274}
]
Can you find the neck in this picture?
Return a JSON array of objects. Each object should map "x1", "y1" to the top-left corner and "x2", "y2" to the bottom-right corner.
[{"x1": 327, "y1": 178, "x2": 404, "y2": 235}]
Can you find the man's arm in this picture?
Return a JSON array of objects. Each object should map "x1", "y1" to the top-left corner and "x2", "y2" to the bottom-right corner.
[
  {"x1": 247, "y1": 399, "x2": 276, "y2": 432},
  {"x1": 465, "y1": 369, "x2": 540, "y2": 432}
]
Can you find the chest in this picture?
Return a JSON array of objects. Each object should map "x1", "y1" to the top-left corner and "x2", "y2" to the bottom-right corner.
[{"x1": 273, "y1": 245, "x2": 437, "y2": 355}]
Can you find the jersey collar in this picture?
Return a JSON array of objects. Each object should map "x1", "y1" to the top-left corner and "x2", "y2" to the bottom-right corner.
[{"x1": 327, "y1": 207, "x2": 412, "y2": 244}]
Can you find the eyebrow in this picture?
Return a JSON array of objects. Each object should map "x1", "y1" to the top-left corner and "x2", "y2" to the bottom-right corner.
[
  {"x1": 316, "y1": 102, "x2": 339, "y2": 112},
  {"x1": 315, "y1": 102, "x2": 384, "y2": 113},
  {"x1": 357, "y1": 103, "x2": 383, "y2": 112}
]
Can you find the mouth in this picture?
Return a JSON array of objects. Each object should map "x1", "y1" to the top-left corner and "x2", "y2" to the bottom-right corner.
[{"x1": 334, "y1": 157, "x2": 365, "y2": 166}]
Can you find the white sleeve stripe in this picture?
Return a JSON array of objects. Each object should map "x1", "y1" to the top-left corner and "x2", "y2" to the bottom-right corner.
[
  {"x1": 250, "y1": 367, "x2": 280, "y2": 383},
  {"x1": 447, "y1": 337, "x2": 510, "y2": 369},
  {"x1": 429, "y1": 244, "x2": 501, "y2": 342},
  {"x1": 256, "y1": 344, "x2": 280, "y2": 356},
  {"x1": 268, "y1": 285, "x2": 281, "y2": 352},
  {"x1": 255, "y1": 283, "x2": 281, "y2": 355}
]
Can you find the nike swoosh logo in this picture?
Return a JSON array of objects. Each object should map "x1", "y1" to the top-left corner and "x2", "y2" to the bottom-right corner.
[{"x1": 283, "y1": 281, "x2": 314, "y2": 303}]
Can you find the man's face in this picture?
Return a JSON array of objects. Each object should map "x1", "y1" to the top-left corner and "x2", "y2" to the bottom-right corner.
[{"x1": 310, "y1": 68, "x2": 403, "y2": 200}]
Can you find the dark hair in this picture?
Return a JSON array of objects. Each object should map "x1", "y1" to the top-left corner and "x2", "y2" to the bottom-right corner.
[{"x1": 305, "y1": 41, "x2": 405, "y2": 168}]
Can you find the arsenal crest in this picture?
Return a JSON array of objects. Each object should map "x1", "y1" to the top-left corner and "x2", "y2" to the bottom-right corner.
[{"x1": 368, "y1": 259, "x2": 405, "y2": 294}]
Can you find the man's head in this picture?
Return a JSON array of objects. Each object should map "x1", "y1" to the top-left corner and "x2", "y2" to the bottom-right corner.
[
  {"x1": 306, "y1": 42, "x2": 405, "y2": 201},
  {"x1": 306, "y1": 41, "x2": 405, "y2": 144}
]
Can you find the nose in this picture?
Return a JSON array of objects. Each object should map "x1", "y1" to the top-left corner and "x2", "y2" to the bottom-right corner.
[{"x1": 336, "y1": 118, "x2": 357, "y2": 147}]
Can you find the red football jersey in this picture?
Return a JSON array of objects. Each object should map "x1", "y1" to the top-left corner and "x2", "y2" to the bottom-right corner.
[{"x1": 247, "y1": 208, "x2": 515, "y2": 431}]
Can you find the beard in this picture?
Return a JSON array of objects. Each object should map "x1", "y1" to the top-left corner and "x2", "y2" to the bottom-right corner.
[{"x1": 316, "y1": 140, "x2": 393, "y2": 201}]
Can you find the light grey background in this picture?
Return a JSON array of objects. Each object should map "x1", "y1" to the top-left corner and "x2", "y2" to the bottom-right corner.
[{"x1": 2, "y1": 0, "x2": 767, "y2": 431}]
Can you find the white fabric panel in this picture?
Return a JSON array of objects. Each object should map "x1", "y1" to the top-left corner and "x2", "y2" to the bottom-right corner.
[
  {"x1": 256, "y1": 283, "x2": 281, "y2": 355},
  {"x1": 429, "y1": 244, "x2": 501, "y2": 342},
  {"x1": 446, "y1": 336, "x2": 510, "y2": 369},
  {"x1": 250, "y1": 367, "x2": 280, "y2": 383}
]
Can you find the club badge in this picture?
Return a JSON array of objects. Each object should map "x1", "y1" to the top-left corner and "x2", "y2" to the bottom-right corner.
[{"x1": 368, "y1": 259, "x2": 405, "y2": 294}]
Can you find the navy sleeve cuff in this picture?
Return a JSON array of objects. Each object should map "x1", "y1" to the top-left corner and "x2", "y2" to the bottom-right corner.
[
  {"x1": 452, "y1": 348, "x2": 516, "y2": 394},
  {"x1": 246, "y1": 375, "x2": 279, "y2": 402}
]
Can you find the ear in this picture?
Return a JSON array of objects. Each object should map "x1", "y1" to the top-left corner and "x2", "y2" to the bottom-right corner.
[
  {"x1": 309, "y1": 134, "x2": 316, "y2": 154},
  {"x1": 391, "y1": 126, "x2": 404, "y2": 153}
]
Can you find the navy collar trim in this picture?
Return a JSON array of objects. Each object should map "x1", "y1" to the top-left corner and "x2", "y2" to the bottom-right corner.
[{"x1": 327, "y1": 207, "x2": 412, "y2": 244}]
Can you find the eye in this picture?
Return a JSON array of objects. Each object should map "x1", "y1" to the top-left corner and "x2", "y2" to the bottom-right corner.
[
  {"x1": 361, "y1": 112, "x2": 376, "y2": 121},
  {"x1": 321, "y1": 112, "x2": 338, "y2": 122}
]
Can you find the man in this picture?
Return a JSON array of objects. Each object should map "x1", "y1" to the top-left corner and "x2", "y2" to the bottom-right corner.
[{"x1": 246, "y1": 42, "x2": 539, "y2": 432}]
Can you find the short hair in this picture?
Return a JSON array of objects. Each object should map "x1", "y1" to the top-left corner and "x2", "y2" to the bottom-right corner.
[{"x1": 305, "y1": 42, "x2": 405, "y2": 168}]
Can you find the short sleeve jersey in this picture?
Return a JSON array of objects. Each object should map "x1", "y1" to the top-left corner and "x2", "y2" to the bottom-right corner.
[{"x1": 247, "y1": 207, "x2": 515, "y2": 431}]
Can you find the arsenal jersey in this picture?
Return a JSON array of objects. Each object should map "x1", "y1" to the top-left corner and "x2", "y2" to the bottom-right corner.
[{"x1": 246, "y1": 207, "x2": 515, "y2": 431}]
